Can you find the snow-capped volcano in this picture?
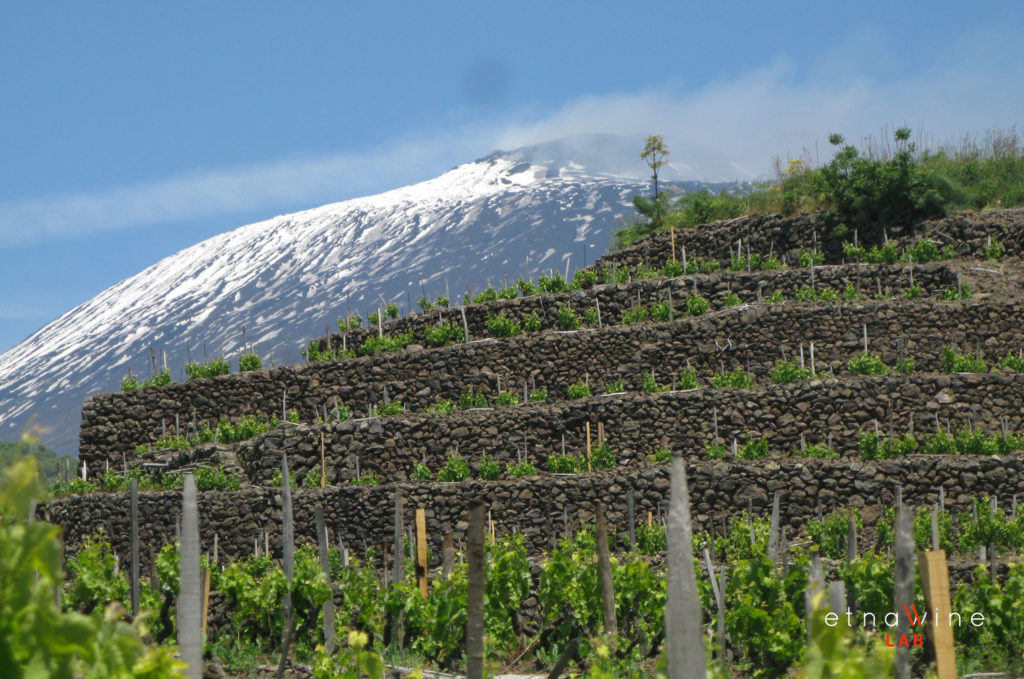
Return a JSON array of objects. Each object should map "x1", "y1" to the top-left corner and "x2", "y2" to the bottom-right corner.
[{"x1": 0, "y1": 135, "x2": 735, "y2": 456}]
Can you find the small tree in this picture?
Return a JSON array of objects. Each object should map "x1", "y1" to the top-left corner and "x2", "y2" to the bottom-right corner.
[{"x1": 641, "y1": 134, "x2": 670, "y2": 199}]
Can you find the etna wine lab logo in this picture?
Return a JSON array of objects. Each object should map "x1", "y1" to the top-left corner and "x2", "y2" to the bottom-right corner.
[{"x1": 824, "y1": 603, "x2": 985, "y2": 647}]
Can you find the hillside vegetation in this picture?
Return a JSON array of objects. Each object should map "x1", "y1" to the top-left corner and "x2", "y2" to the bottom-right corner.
[
  {"x1": 0, "y1": 440, "x2": 62, "y2": 484},
  {"x1": 617, "y1": 127, "x2": 1024, "y2": 249}
]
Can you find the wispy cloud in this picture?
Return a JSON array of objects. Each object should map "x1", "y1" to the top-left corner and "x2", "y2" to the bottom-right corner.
[
  {"x1": 2, "y1": 26, "x2": 1019, "y2": 248},
  {"x1": 0, "y1": 132, "x2": 494, "y2": 248}
]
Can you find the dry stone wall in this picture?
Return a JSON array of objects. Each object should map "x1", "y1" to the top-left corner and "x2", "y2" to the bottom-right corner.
[
  {"x1": 44, "y1": 455, "x2": 1024, "y2": 574},
  {"x1": 592, "y1": 208, "x2": 1024, "y2": 273},
  {"x1": 316, "y1": 261, "x2": 956, "y2": 352},
  {"x1": 236, "y1": 374, "x2": 1024, "y2": 486},
  {"x1": 81, "y1": 298, "x2": 1024, "y2": 473}
]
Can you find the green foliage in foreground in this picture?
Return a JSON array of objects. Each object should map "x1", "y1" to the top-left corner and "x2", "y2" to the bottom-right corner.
[
  {"x1": 0, "y1": 440, "x2": 62, "y2": 484},
  {"x1": 1, "y1": 457, "x2": 186, "y2": 678}
]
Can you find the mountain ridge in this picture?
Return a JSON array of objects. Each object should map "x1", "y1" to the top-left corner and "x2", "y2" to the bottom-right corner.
[{"x1": 0, "y1": 137, "x2": 739, "y2": 456}]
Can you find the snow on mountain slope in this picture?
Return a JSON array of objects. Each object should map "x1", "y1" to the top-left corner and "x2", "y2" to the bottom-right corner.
[{"x1": 0, "y1": 136, "x2": 730, "y2": 456}]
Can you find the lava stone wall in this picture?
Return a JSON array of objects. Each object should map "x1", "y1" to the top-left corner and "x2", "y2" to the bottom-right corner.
[
  {"x1": 236, "y1": 374, "x2": 1024, "y2": 486},
  {"x1": 315, "y1": 262, "x2": 956, "y2": 353},
  {"x1": 592, "y1": 209, "x2": 1024, "y2": 274},
  {"x1": 81, "y1": 298, "x2": 1024, "y2": 473},
  {"x1": 43, "y1": 455, "x2": 1024, "y2": 574}
]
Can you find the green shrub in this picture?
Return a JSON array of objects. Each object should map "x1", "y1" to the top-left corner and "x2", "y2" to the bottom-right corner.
[
  {"x1": 566, "y1": 381, "x2": 591, "y2": 399},
  {"x1": 528, "y1": 387, "x2": 547, "y2": 402},
  {"x1": 770, "y1": 360, "x2": 812, "y2": 384},
  {"x1": 458, "y1": 388, "x2": 488, "y2": 409},
  {"x1": 571, "y1": 269, "x2": 598, "y2": 289},
  {"x1": 239, "y1": 352, "x2": 262, "y2": 372},
  {"x1": 425, "y1": 322, "x2": 465, "y2": 347},
  {"x1": 677, "y1": 369, "x2": 699, "y2": 390},
  {"x1": 999, "y1": 350, "x2": 1024, "y2": 372},
  {"x1": 377, "y1": 400, "x2": 403, "y2": 417},
  {"x1": 537, "y1": 273, "x2": 567, "y2": 294},
  {"x1": 337, "y1": 313, "x2": 363, "y2": 330},
  {"x1": 641, "y1": 373, "x2": 667, "y2": 393},
  {"x1": 650, "y1": 300, "x2": 672, "y2": 321},
  {"x1": 843, "y1": 283, "x2": 860, "y2": 301},
  {"x1": 506, "y1": 460, "x2": 536, "y2": 478},
  {"x1": 496, "y1": 390, "x2": 520, "y2": 406},
  {"x1": 361, "y1": 330, "x2": 414, "y2": 355},
  {"x1": 895, "y1": 356, "x2": 915, "y2": 374},
  {"x1": 473, "y1": 286, "x2": 498, "y2": 304},
  {"x1": 847, "y1": 352, "x2": 889, "y2": 375},
  {"x1": 985, "y1": 239, "x2": 1005, "y2": 260},
  {"x1": 650, "y1": 447, "x2": 672, "y2": 463},
  {"x1": 635, "y1": 524, "x2": 667, "y2": 555},
  {"x1": 687, "y1": 295, "x2": 710, "y2": 315},
  {"x1": 858, "y1": 431, "x2": 918, "y2": 460},
  {"x1": 498, "y1": 284, "x2": 518, "y2": 300},
  {"x1": 940, "y1": 283, "x2": 972, "y2": 300},
  {"x1": 590, "y1": 442, "x2": 615, "y2": 471},
  {"x1": 478, "y1": 455, "x2": 501, "y2": 480},
  {"x1": 435, "y1": 295, "x2": 450, "y2": 308},
  {"x1": 384, "y1": 303, "x2": 399, "y2": 319},
  {"x1": 129, "y1": 368, "x2": 171, "y2": 390},
  {"x1": 487, "y1": 312, "x2": 521, "y2": 337},
  {"x1": 711, "y1": 369, "x2": 755, "y2": 389},
  {"x1": 410, "y1": 461, "x2": 433, "y2": 480},
  {"x1": 766, "y1": 290, "x2": 784, "y2": 303},
  {"x1": 698, "y1": 259, "x2": 720, "y2": 273},
  {"x1": 903, "y1": 283, "x2": 922, "y2": 299},
  {"x1": 186, "y1": 358, "x2": 232, "y2": 378},
  {"x1": 417, "y1": 296, "x2": 433, "y2": 311},
  {"x1": 793, "y1": 443, "x2": 838, "y2": 459},
  {"x1": 905, "y1": 238, "x2": 943, "y2": 263},
  {"x1": 429, "y1": 398, "x2": 454, "y2": 413},
  {"x1": 817, "y1": 287, "x2": 840, "y2": 301},
  {"x1": 722, "y1": 291, "x2": 742, "y2": 307},
  {"x1": 704, "y1": 441, "x2": 727, "y2": 459},
  {"x1": 523, "y1": 311, "x2": 542, "y2": 332},
  {"x1": 605, "y1": 377, "x2": 624, "y2": 394},
  {"x1": 662, "y1": 259, "x2": 684, "y2": 277},
  {"x1": 941, "y1": 346, "x2": 986, "y2": 373},
  {"x1": 351, "y1": 471, "x2": 380, "y2": 486},
  {"x1": 761, "y1": 256, "x2": 782, "y2": 270},
  {"x1": 808, "y1": 510, "x2": 862, "y2": 559},
  {"x1": 738, "y1": 435, "x2": 769, "y2": 460},
  {"x1": 547, "y1": 453, "x2": 584, "y2": 474},
  {"x1": 517, "y1": 278, "x2": 536, "y2": 296},
  {"x1": 436, "y1": 453, "x2": 471, "y2": 482},
  {"x1": 621, "y1": 306, "x2": 650, "y2": 325},
  {"x1": 795, "y1": 286, "x2": 818, "y2": 301},
  {"x1": 302, "y1": 466, "x2": 323, "y2": 488},
  {"x1": 556, "y1": 305, "x2": 580, "y2": 330},
  {"x1": 120, "y1": 373, "x2": 139, "y2": 391},
  {"x1": 798, "y1": 250, "x2": 824, "y2": 266}
]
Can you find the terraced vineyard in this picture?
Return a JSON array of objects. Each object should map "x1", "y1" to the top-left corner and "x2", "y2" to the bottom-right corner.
[{"x1": 42, "y1": 208, "x2": 1024, "y2": 677}]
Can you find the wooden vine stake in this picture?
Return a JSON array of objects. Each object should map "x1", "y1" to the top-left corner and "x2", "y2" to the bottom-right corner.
[
  {"x1": 320, "y1": 431, "x2": 327, "y2": 488},
  {"x1": 276, "y1": 453, "x2": 295, "y2": 679},
  {"x1": 665, "y1": 457, "x2": 706, "y2": 677},
  {"x1": 466, "y1": 500, "x2": 486, "y2": 679},
  {"x1": 918, "y1": 545, "x2": 957, "y2": 678},
  {"x1": 893, "y1": 488, "x2": 914, "y2": 679},
  {"x1": 416, "y1": 508, "x2": 428, "y2": 600},
  {"x1": 392, "y1": 491, "x2": 406, "y2": 648},
  {"x1": 585, "y1": 422, "x2": 593, "y2": 472},
  {"x1": 129, "y1": 478, "x2": 140, "y2": 618},
  {"x1": 315, "y1": 507, "x2": 336, "y2": 654},
  {"x1": 670, "y1": 225, "x2": 676, "y2": 262},
  {"x1": 594, "y1": 500, "x2": 617, "y2": 635},
  {"x1": 178, "y1": 472, "x2": 203, "y2": 679}
]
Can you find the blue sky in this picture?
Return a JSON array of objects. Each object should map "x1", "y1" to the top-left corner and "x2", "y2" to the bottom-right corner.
[{"x1": 1, "y1": 1, "x2": 1022, "y2": 352}]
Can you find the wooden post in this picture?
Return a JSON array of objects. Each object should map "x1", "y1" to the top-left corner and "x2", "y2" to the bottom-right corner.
[
  {"x1": 893, "y1": 491, "x2": 913, "y2": 679},
  {"x1": 670, "y1": 225, "x2": 676, "y2": 263},
  {"x1": 767, "y1": 491, "x2": 780, "y2": 564},
  {"x1": 918, "y1": 549, "x2": 958, "y2": 679},
  {"x1": 466, "y1": 500, "x2": 486, "y2": 679},
  {"x1": 664, "y1": 457, "x2": 706, "y2": 677},
  {"x1": 129, "y1": 478, "x2": 140, "y2": 618},
  {"x1": 178, "y1": 472, "x2": 202, "y2": 679},
  {"x1": 594, "y1": 501, "x2": 617, "y2": 635},
  {"x1": 320, "y1": 431, "x2": 327, "y2": 488},
  {"x1": 392, "y1": 490, "x2": 406, "y2": 648},
  {"x1": 585, "y1": 422, "x2": 592, "y2": 472},
  {"x1": 315, "y1": 508, "x2": 336, "y2": 655},
  {"x1": 276, "y1": 453, "x2": 295, "y2": 679},
  {"x1": 416, "y1": 508, "x2": 428, "y2": 600},
  {"x1": 201, "y1": 564, "x2": 211, "y2": 638},
  {"x1": 847, "y1": 509, "x2": 858, "y2": 562},
  {"x1": 461, "y1": 307, "x2": 470, "y2": 343},
  {"x1": 627, "y1": 488, "x2": 636, "y2": 551},
  {"x1": 442, "y1": 531, "x2": 455, "y2": 578}
]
